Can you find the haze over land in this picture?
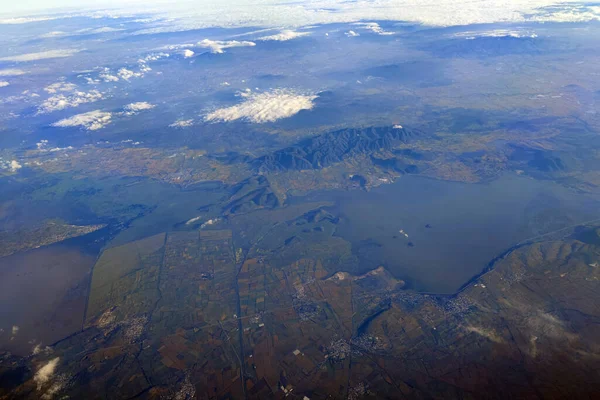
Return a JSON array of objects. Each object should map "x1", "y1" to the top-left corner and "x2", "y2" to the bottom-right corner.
[{"x1": 1, "y1": 0, "x2": 600, "y2": 399}]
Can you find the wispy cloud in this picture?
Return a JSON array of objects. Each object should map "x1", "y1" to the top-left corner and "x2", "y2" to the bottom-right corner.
[
  {"x1": 345, "y1": 30, "x2": 360, "y2": 37},
  {"x1": 39, "y1": 26, "x2": 124, "y2": 39},
  {"x1": 205, "y1": 88, "x2": 317, "y2": 123},
  {"x1": 258, "y1": 30, "x2": 311, "y2": 41},
  {"x1": 197, "y1": 39, "x2": 256, "y2": 54},
  {"x1": 0, "y1": 16, "x2": 58, "y2": 24},
  {"x1": 0, "y1": 69, "x2": 28, "y2": 76},
  {"x1": 169, "y1": 119, "x2": 194, "y2": 128},
  {"x1": 454, "y1": 29, "x2": 538, "y2": 39},
  {"x1": 0, "y1": 49, "x2": 80, "y2": 62},
  {"x1": 0, "y1": 81, "x2": 9, "y2": 88},
  {"x1": 52, "y1": 110, "x2": 112, "y2": 130}
]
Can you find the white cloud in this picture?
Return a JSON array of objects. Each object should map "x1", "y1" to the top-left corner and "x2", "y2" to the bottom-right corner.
[
  {"x1": 197, "y1": 39, "x2": 256, "y2": 54},
  {"x1": 0, "y1": 81, "x2": 9, "y2": 88},
  {"x1": 85, "y1": 26, "x2": 123, "y2": 34},
  {"x1": 0, "y1": 49, "x2": 79, "y2": 62},
  {"x1": 52, "y1": 110, "x2": 112, "y2": 131},
  {"x1": 40, "y1": 27, "x2": 123, "y2": 39},
  {"x1": 354, "y1": 22, "x2": 395, "y2": 36},
  {"x1": 205, "y1": 88, "x2": 317, "y2": 123},
  {"x1": 0, "y1": 16, "x2": 58, "y2": 24},
  {"x1": 140, "y1": 52, "x2": 170, "y2": 62},
  {"x1": 118, "y1": 0, "x2": 600, "y2": 37},
  {"x1": 183, "y1": 49, "x2": 195, "y2": 58},
  {"x1": 0, "y1": 69, "x2": 27, "y2": 76},
  {"x1": 0, "y1": 159, "x2": 22, "y2": 172},
  {"x1": 39, "y1": 31, "x2": 68, "y2": 38},
  {"x1": 96, "y1": 66, "x2": 147, "y2": 83},
  {"x1": 11, "y1": 325, "x2": 19, "y2": 335},
  {"x1": 38, "y1": 90, "x2": 104, "y2": 113},
  {"x1": 454, "y1": 29, "x2": 538, "y2": 39},
  {"x1": 117, "y1": 67, "x2": 143, "y2": 81},
  {"x1": 121, "y1": 102, "x2": 155, "y2": 116},
  {"x1": 345, "y1": 30, "x2": 360, "y2": 37},
  {"x1": 44, "y1": 82, "x2": 78, "y2": 93},
  {"x1": 169, "y1": 119, "x2": 194, "y2": 128},
  {"x1": 10, "y1": 161, "x2": 21, "y2": 172},
  {"x1": 98, "y1": 68, "x2": 119, "y2": 82},
  {"x1": 34, "y1": 357, "x2": 60, "y2": 390},
  {"x1": 258, "y1": 30, "x2": 311, "y2": 41}
]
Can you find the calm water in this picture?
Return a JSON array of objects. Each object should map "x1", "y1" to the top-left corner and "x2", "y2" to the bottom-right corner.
[
  {"x1": 0, "y1": 242, "x2": 97, "y2": 356},
  {"x1": 311, "y1": 174, "x2": 600, "y2": 293}
]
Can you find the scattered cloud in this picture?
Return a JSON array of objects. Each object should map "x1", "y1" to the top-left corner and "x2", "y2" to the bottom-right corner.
[
  {"x1": 98, "y1": 68, "x2": 119, "y2": 83},
  {"x1": 52, "y1": 110, "x2": 112, "y2": 131},
  {"x1": 0, "y1": 49, "x2": 80, "y2": 62},
  {"x1": 0, "y1": 81, "x2": 9, "y2": 88},
  {"x1": 32, "y1": 343, "x2": 51, "y2": 355},
  {"x1": 205, "y1": 88, "x2": 317, "y2": 123},
  {"x1": 38, "y1": 90, "x2": 105, "y2": 113},
  {"x1": 44, "y1": 82, "x2": 78, "y2": 93},
  {"x1": 0, "y1": 159, "x2": 22, "y2": 172},
  {"x1": 169, "y1": 119, "x2": 194, "y2": 128},
  {"x1": 197, "y1": 39, "x2": 256, "y2": 54},
  {"x1": 0, "y1": 69, "x2": 27, "y2": 76},
  {"x1": 95, "y1": 66, "x2": 147, "y2": 83},
  {"x1": 183, "y1": 49, "x2": 195, "y2": 58},
  {"x1": 345, "y1": 30, "x2": 360, "y2": 37},
  {"x1": 258, "y1": 30, "x2": 311, "y2": 41},
  {"x1": 121, "y1": 102, "x2": 156, "y2": 116},
  {"x1": 140, "y1": 52, "x2": 170, "y2": 62},
  {"x1": 118, "y1": 68, "x2": 144, "y2": 81},
  {"x1": 354, "y1": 22, "x2": 395, "y2": 35}
]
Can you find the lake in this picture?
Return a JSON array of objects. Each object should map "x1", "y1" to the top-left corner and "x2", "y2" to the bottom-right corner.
[{"x1": 309, "y1": 174, "x2": 600, "y2": 293}]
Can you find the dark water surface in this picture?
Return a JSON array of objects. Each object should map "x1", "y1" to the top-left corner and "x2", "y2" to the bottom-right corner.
[
  {"x1": 0, "y1": 241, "x2": 98, "y2": 356},
  {"x1": 308, "y1": 174, "x2": 600, "y2": 293}
]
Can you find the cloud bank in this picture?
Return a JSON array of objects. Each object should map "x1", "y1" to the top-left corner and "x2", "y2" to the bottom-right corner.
[
  {"x1": 3, "y1": 1, "x2": 600, "y2": 34},
  {"x1": 52, "y1": 110, "x2": 112, "y2": 130},
  {"x1": 205, "y1": 89, "x2": 317, "y2": 123}
]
